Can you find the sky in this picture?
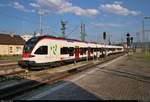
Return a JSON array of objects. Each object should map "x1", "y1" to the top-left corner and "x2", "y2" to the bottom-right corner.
[{"x1": 0, "y1": 0, "x2": 150, "y2": 43}]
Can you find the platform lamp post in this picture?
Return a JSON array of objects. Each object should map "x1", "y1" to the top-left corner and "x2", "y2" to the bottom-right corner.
[{"x1": 143, "y1": 16, "x2": 150, "y2": 53}]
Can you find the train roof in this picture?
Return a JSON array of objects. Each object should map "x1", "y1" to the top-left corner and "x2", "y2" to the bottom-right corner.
[
  {"x1": 30, "y1": 35, "x2": 123, "y2": 48},
  {"x1": 32, "y1": 35, "x2": 96, "y2": 44}
]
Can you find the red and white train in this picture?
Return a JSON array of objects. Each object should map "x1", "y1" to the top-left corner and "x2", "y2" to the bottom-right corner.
[{"x1": 18, "y1": 35, "x2": 124, "y2": 69}]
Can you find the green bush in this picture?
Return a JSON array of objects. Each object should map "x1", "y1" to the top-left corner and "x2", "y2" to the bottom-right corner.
[{"x1": 0, "y1": 55, "x2": 22, "y2": 61}]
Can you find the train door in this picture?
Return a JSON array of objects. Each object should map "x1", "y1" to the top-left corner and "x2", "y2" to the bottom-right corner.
[
  {"x1": 88, "y1": 47, "x2": 91, "y2": 58},
  {"x1": 75, "y1": 46, "x2": 80, "y2": 60},
  {"x1": 101, "y1": 47, "x2": 105, "y2": 57}
]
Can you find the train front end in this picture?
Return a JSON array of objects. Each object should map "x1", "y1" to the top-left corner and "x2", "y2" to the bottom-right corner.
[{"x1": 18, "y1": 37, "x2": 38, "y2": 68}]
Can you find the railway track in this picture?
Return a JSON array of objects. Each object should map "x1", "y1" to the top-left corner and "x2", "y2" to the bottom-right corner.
[
  {"x1": 0, "y1": 63, "x2": 27, "y2": 82},
  {"x1": 0, "y1": 53, "x2": 125, "y2": 99},
  {"x1": 97, "y1": 67, "x2": 150, "y2": 84},
  {"x1": 0, "y1": 64, "x2": 22, "y2": 74},
  {"x1": 0, "y1": 62, "x2": 17, "y2": 67}
]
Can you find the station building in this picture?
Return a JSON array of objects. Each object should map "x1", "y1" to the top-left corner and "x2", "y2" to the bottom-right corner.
[{"x1": 0, "y1": 33, "x2": 25, "y2": 55}]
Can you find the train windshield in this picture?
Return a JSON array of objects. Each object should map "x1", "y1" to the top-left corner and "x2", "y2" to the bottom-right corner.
[{"x1": 23, "y1": 37, "x2": 38, "y2": 52}]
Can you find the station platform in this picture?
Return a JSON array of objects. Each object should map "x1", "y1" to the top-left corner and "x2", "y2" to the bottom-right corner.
[{"x1": 16, "y1": 53, "x2": 150, "y2": 100}]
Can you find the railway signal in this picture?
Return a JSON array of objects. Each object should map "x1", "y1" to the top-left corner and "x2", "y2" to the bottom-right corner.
[
  {"x1": 103, "y1": 32, "x2": 107, "y2": 57},
  {"x1": 103, "y1": 32, "x2": 106, "y2": 40},
  {"x1": 126, "y1": 33, "x2": 130, "y2": 47},
  {"x1": 130, "y1": 37, "x2": 133, "y2": 44},
  {"x1": 130, "y1": 37, "x2": 134, "y2": 52},
  {"x1": 61, "y1": 20, "x2": 67, "y2": 38}
]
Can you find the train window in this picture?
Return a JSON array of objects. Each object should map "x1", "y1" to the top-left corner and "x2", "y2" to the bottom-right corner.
[
  {"x1": 80, "y1": 48, "x2": 86, "y2": 55},
  {"x1": 80, "y1": 48, "x2": 83, "y2": 55},
  {"x1": 9, "y1": 47, "x2": 13, "y2": 53},
  {"x1": 34, "y1": 46, "x2": 48, "y2": 55},
  {"x1": 93, "y1": 48, "x2": 100, "y2": 52},
  {"x1": 68, "y1": 47, "x2": 74, "y2": 56},
  {"x1": 24, "y1": 37, "x2": 38, "y2": 53},
  {"x1": 61, "y1": 47, "x2": 68, "y2": 55}
]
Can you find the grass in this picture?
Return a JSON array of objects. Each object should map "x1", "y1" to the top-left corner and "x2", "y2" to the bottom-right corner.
[
  {"x1": 0, "y1": 55, "x2": 22, "y2": 61},
  {"x1": 126, "y1": 52, "x2": 150, "y2": 69},
  {"x1": 142, "y1": 52, "x2": 150, "y2": 61},
  {"x1": 133, "y1": 52, "x2": 150, "y2": 61}
]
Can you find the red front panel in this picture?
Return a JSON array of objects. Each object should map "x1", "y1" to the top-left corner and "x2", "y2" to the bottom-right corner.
[
  {"x1": 22, "y1": 52, "x2": 31, "y2": 58},
  {"x1": 75, "y1": 47, "x2": 80, "y2": 60},
  {"x1": 88, "y1": 48, "x2": 91, "y2": 58}
]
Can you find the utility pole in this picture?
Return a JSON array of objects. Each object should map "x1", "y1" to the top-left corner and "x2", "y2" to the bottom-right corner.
[
  {"x1": 142, "y1": 16, "x2": 150, "y2": 51},
  {"x1": 142, "y1": 20, "x2": 145, "y2": 43},
  {"x1": 135, "y1": 32, "x2": 140, "y2": 49},
  {"x1": 136, "y1": 32, "x2": 140, "y2": 43},
  {"x1": 80, "y1": 22, "x2": 86, "y2": 41},
  {"x1": 143, "y1": 16, "x2": 150, "y2": 53},
  {"x1": 61, "y1": 20, "x2": 66, "y2": 38},
  {"x1": 39, "y1": 8, "x2": 44, "y2": 35}
]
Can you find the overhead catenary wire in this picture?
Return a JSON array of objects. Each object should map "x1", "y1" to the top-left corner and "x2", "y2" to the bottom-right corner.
[
  {"x1": 0, "y1": 10, "x2": 101, "y2": 41},
  {"x1": 0, "y1": 10, "x2": 58, "y2": 35},
  {"x1": 67, "y1": 25, "x2": 79, "y2": 37}
]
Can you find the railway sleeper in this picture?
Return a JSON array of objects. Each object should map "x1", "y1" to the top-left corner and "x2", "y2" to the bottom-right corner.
[
  {"x1": 67, "y1": 68, "x2": 78, "y2": 73},
  {"x1": 0, "y1": 70, "x2": 26, "y2": 82},
  {"x1": 0, "y1": 76, "x2": 23, "y2": 82}
]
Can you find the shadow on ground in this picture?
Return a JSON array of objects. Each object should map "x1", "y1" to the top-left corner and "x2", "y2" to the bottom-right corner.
[{"x1": 0, "y1": 74, "x2": 101, "y2": 100}]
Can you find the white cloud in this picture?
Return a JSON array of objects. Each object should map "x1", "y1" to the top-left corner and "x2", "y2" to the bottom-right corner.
[
  {"x1": 100, "y1": 2, "x2": 140, "y2": 16},
  {"x1": 37, "y1": 9, "x2": 51, "y2": 15},
  {"x1": 92, "y1": 22, "x2": 124, "y2": 28},
  {"x1": 31, "y1": 0, "x2": 98, "y2": 16},
  {"x1": 10, "y1": 2, "x2": 35, "y2": 13},
  {"x1": 30, "y1": 2, "x2": 51, "y2": 15},
  {"x1": 114, "y1": 1, "x2": 123, "y2": 5},
  {"x1": 13, "y1": 2, "x2": 24, "y2": 10},
  {"x1": 30, "y1": 3, "x2": 40, "y2": 8}
]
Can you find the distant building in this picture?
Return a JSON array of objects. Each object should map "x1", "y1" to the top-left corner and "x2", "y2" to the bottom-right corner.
[
  {"x1": 21, "y1": 33, "x2": 41, "y2": 41},
  {"x1": 0, "y1": 33, "x2": 25, "y2": 55},
  {"x1": 21, "y1": 34, "x2": 33, "y2": 41}
]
